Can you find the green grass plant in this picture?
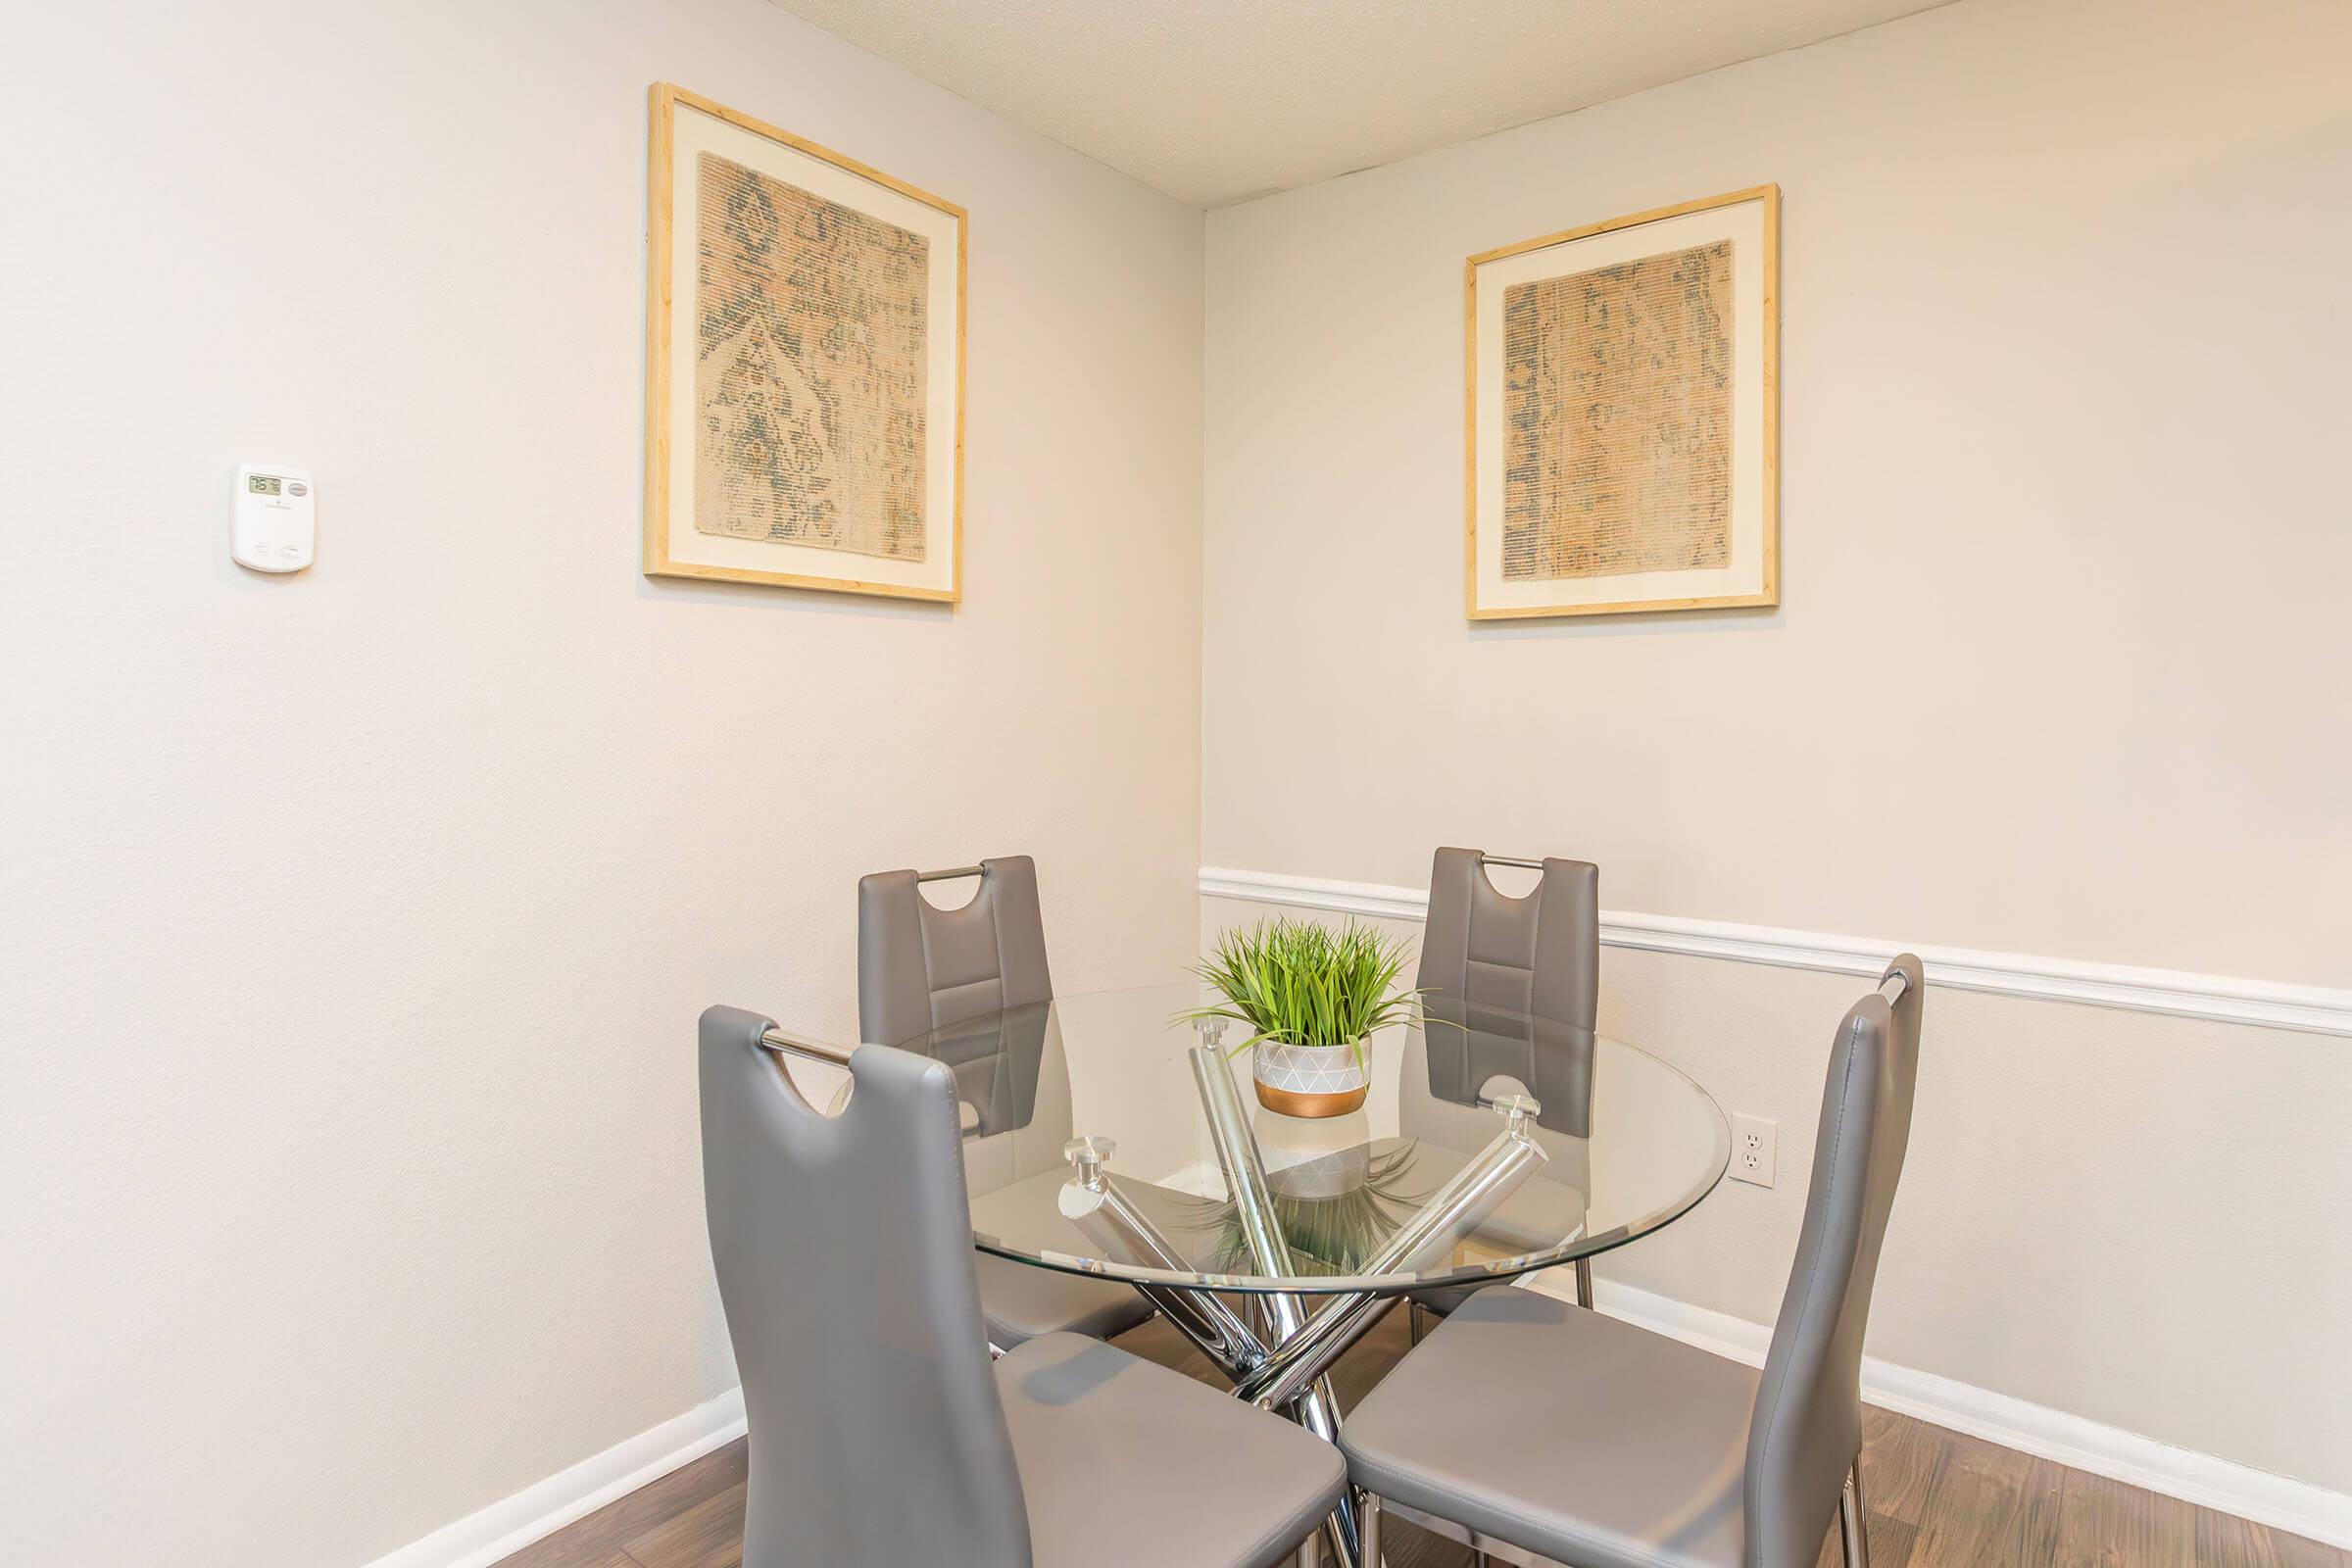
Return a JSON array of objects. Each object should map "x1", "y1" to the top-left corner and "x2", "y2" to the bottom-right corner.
[{"x1": 1181, "y1": 915, "x2": 1426, "y2": 1072}]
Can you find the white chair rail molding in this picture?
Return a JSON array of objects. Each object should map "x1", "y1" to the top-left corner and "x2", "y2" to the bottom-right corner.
[{"x1": 1197, "y1": 867, "x2": 2352, "y2": 1038}]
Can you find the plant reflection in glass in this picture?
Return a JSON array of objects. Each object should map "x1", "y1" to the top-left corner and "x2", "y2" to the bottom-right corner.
[{"x1": 1177, "y1": 1141, "x2": 1434, "y2": 1276}]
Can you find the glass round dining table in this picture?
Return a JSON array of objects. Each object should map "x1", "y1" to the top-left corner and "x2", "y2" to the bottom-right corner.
[{"x1": 883, "y1": 982, "x2": 1729, "y2": 1564}]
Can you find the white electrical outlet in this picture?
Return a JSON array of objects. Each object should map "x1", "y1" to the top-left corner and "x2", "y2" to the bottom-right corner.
[{"x1": 1732, "y1": 1114, "x2": 1777, "y2": 1187}]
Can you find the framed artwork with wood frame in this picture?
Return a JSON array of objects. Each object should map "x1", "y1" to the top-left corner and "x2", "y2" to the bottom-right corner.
[
  {"x1": 645, "y1": 83, "x2": 965, "y2": 602},
  {"x1": 1465, "y1": 184, "x2": 1778, "y2": 619}
]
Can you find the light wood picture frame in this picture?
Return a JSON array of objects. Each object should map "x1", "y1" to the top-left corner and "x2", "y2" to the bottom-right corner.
[
  {"x1": 1465, "y1": 184, "x2": 1779, "y2": 620},
  {"x1": 645, "y1": 83, "x2": 966, "y2": 602}
]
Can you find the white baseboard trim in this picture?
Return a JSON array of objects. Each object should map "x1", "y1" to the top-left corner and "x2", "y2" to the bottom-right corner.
[
  {"x1": 364, "y1": 1280, "x2": 2351, "y2": 1564},
  {"x1": 1199, "y1": 865, "x2": 2352, "y2": 1038},
  {"x1": 1516, "y1": 1270, "x2": 2352, "y2": 1550},
  {"x1": 359, "y1": 1388, "x2": 746, "y2": 1568}
]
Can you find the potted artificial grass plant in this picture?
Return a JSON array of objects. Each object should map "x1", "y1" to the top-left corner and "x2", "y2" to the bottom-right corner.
[{"x1": 1184, "y1": 916, "x2": 1426, "y2": 1118}]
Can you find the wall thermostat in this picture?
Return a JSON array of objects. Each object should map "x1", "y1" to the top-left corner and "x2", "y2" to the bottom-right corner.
[{"x1": 234, "y1": 463, "x2": 315, "y2": 573}]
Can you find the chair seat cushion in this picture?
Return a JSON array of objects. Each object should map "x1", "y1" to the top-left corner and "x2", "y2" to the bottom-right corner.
[
  {"x1": 976, "y1": 1252, "x2": 1156, "y2": 1347},
  {"x1": 1340, "y1": 1286, "x2": 1757, "y2": 1568},
  {"x1": 998, "y1": 1333, "x2": 1347, "y2": 1568}
]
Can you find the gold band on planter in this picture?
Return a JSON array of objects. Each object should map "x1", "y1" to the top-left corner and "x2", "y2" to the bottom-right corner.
[{"x1": 1252, "y1": 1081, "x2": 1369, "y2": 1119}]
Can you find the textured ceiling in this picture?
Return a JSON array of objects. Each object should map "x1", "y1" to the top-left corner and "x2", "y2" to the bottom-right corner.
[{"x1": 766, "y1": 0, "x2": 1956, "y2": 206}]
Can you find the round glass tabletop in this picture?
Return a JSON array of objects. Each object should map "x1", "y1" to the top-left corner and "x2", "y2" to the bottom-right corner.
[{"x1": 892, "y1": 984, "x2": 1729, "y2": 1297}]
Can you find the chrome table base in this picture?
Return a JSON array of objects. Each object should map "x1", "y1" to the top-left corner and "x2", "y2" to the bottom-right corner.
[{"x1": 1061, "y1": 1045, "x2": 1554, "y2": 1568}]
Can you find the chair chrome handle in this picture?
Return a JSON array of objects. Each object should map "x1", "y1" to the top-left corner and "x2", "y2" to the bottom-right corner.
[{"x1": 758, "y1": 1026, "x2": 857, "y2": 1067}]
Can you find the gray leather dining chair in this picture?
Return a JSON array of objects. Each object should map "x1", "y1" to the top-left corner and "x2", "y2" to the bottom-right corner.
[
  {"x1": 858, "y1": 857, "x2": 1154, "y2": 1348},
  {"x1": 1412, "y1": 847, "x2": 1601, "y2": 1325},
  {"x1": 701, "y1": 1005, "x2": 1347, "y2": 1567},
  {"x1": 1342, "y1": 956, "x2": 1926, "y2": 1568}
]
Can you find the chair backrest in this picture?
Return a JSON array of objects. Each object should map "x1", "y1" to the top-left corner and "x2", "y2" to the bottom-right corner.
[
  {"x1": 1413, "y1": 996, "x2": 1596, "y2": 1139},
  {"x1": 1416, "y1": 847, "x2": 1598, "y2": 1028},
  {"x1": 916, "y1": 1002, "x2": 1050, "y2": 1140},
  {"x1": 859, "y1": 856, "x2": 1054, "y2": 1048},
  {"x1": 700, "y1": 1006, "x2": 1033, "y2": 1566},
  {"x1": 1742, "y1": 956, "x2": 1926, "y2": 1568}
]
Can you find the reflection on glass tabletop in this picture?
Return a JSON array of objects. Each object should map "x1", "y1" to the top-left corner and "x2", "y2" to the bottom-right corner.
[{"x1": 889, "y1": 984, "x2": 1730, "y2": 1296}]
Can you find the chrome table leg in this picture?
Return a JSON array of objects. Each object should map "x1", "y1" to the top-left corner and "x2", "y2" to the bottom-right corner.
[
  {"x1": 1060, "y1": 1072, "x2": 1553, "y2": 1568},
  {"x1": 1059, "y1": 1138, "x2": 1267, "y2": 1377},
  {"x1": 1193, "y1": 1049, "x2": 1361, "y2": 1560},
  {"x1": 1839, "y1": 1457, "x2": 1871, "y2": 1568},
  {"x1": 1279, "y1": 1373, "x2": 1369, "y2": 1566},
  {"x1": 1190, "y1": 1046, "x2": 1310, "y2": 1334},
  {"x1": 1192, "y1": 1058, "x2": 1550, "y2": 1568}
]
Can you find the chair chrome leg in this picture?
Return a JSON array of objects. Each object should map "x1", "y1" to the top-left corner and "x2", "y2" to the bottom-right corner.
[
  {"x1": 1293, "y1": 1380, "x2": 1365, "y2": 1568},
  {"x1": 1297, "y1": 1532, "x2": 1320, "y2": 1567},
  {"x1": 1839, "y1": 1457, "x2": 1871, "y2": 1568},
  {"x1": 1407, "y1": 1300, "x2": 1427, "y2": 1345},
  {"x1": 1573, "y1": 1257, "x2": 1592, "y2": 1309},
  {"x1": 1358, "y1": 1490, "x2": 1381, "y2": 1565},
  {"x1": 987, "y1": 1341, "x2": 1007, "y2": 1360}
]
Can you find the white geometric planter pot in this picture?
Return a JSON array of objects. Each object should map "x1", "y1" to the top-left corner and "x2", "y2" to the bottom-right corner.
[{"x1": 1250, "y1": 1040, "x2": 1369, "y2": 1118}]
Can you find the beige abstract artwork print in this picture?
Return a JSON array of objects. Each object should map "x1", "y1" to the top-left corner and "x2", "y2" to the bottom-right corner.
[
  {"x1": 1500, "y1": 240, "x2": 1734, "y2": 580},
  {"x1": 693, "y1": 151, "x2": 929, "y2": 562}
]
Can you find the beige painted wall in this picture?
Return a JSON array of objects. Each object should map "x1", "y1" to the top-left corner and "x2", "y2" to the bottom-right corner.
[
  {"x1": 1201, "y1": 0, "x2": 2352, "y2": 1501},
  {"x1": 1205, "y1": 894, "x2": 2352, "y2": 1496},
  {"x1": 0, "y1": 2, "x2": 1201, "y2": 1564},
  {"x1": 1202, "y1": 0, "x2": 2352, "y2": 988}
]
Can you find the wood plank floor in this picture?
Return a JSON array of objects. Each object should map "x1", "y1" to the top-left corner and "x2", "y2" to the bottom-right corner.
[{"x1": 500, "y1": 1305, "x2": 2341, "y2": 1568}]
